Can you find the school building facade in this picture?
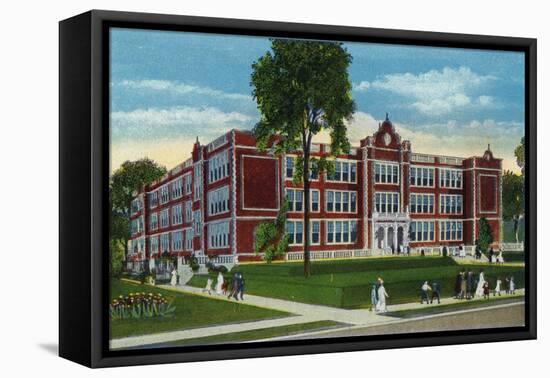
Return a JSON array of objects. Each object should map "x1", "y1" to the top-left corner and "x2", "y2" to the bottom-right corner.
[{"x1": 126, "y1": 115, "x2": 502, "y2": 271}]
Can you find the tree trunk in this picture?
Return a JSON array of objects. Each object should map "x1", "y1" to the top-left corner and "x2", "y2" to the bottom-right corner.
[
  {"x1": 513, "y1": 217, "x2": 519, "y2": 243},
  {"x1": 303, "y1": 149, "x2": 311, "y2": 278}
]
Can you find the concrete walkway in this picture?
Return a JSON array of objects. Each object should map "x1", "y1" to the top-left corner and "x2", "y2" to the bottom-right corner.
[{"x1": 110, "y1": 283, "x2": 524, "y2": 350}]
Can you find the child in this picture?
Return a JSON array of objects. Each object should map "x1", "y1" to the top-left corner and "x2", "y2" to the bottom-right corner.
[
  {"x1": 202, "y1": 278, "x2": 213, "y2": 295},
  {"x1": 483, "y1": 281, "x2": 490, "y2": 299}
]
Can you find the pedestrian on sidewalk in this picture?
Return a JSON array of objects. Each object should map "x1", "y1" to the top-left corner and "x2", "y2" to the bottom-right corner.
[
  {"x1": 227, "y1": 272, "x2": 240, "y2": 300},
  {"x1": 454, "y1": 271, "x2": 462, "y2": 299},
  {"x1": 509, "y1": 276, "x2": 516, "y2": 294},
  {"x1": 202, "y1": 278, "x2": 213, "y2": 295},
  {"x1": 370, "y1": 284, "x2": 378, "y2": 311},
  {"x1": 376, "y1": 280, "x2": 389, "y2": 313},
  {"x1": 237, "y1": 273, "x2": 245, "y2": 300},
  {"x1": 494, "y1": 277, "x2": 502, "y2": 296},
  {"x1": 482, "y1": 281, "x2": 490, "y2": 299},
  {"x1": 466, "y1": 270, "x2": 475, "y2": 300},
  {"x1": 431, "y1": 281, "x2": 441, "y2": 304},
  {"x1": 421, "y1": 281, "x2": 431, "y2": 304},
  {"x1": 460, "y1": 270, "x2": 467, "y2": 299}
]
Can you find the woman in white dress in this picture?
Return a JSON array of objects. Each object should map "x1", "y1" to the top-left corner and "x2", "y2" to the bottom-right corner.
[
  {"x1": 494, "y1": 278, "x2": 502, "y2": 296},
  {"x1": 376, "y1": 281, "x2": 389, "y2": 313},
  {"x1": 215, "y1": 272, "x2": 224, "y2": 294},
  {"x1": 475, "y1": 270, "x2": 486, "y2": 297},
  {"x1": 170, "y1": 268, "x2": 178, "y2": 286}
]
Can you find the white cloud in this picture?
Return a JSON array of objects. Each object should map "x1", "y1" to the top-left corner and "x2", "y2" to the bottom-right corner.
[
  {"x1": 115, "y1": 79, "x2": 252, "y2": 102},
  {"x1": 353, "y1": 81, "x2": 371, "y2": 91},
  {"x1": 353, "y1": 67, "x2": 497, "y2": 115},
  {"x1": 111, "y1": 106, "x2": 254, "y2": 140}
]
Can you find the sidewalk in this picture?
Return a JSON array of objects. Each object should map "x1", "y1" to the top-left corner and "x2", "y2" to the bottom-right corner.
[{"x1": 110, "y1": 284, "x2": 524, "y2": 350}]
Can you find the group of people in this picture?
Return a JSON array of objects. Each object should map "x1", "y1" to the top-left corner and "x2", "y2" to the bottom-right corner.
[
  {"x1": 420, "y1": 281, "x2": 441, "y2": 304},
  {"x1": 201, "y1": 271, "x2": 246, "y2": 300},
  {"x1": 454, "y1": 269, "x2": 515, "y2": 300},
  {"x1": 370, "y1": 277, "x2": 390, "y2": 313}
]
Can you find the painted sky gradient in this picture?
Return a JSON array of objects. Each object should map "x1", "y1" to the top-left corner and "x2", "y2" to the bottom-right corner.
[{"x1": 110, "y1": 28, "x2": 525, "y2": 173}]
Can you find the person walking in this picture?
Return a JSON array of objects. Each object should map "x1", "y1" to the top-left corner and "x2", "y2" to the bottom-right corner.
[
  {"x1": 466, "y1": 270, "x2": 475, "y2": 300},
  {"x1": 376, "y1": 281, "x2": 389, "y2": 313},
  {"x1": 483, "y1": 281, "x2": 490, "y2": 299},
  {"x1": 494, "y1": 277, "x2": 502, "y2": 296},
  {"x1": 431, "y1": 281, "x2": 441, "y2": 304},
  {"x1": 227, "y1": 272, "x2": 240, "y2": 300},
  {"x1": 237, "y1": 273, "x2": 245, "y2": 300},
  {"x1": 370, "y1": 284, "x2": 378, "y2": 312},
  {"x1": 509, "y1": 276, "x2": 516, "y2": 294},
  {"x1": 421, "y1": 281, "x2": 432, "y2": 304},
  {"x1": 455, "y1": 272, "x2": 463, "y2": 299},
  {"x1": 460, "y1": 271, "x2": 467, "y2": 299},
  {"x1": 475, "y1": 269, "x2": 486, "y2": 298}
]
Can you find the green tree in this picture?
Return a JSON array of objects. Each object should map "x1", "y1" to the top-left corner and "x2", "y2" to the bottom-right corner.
[
  {"x1": 502, "y1": 170, "x2": 524, "y2": 242},
  {"x1": 110, "y1": 158, "x2": 167, "y2": 268},
  {"x1": 109, "y1": 239, "x2": 126, "y2": 278},
  {"x1": 254, "y1": 201, "x2": 290, "y2": 263},
  {"x1": 251, "y1": 39, "x2": 355, "y2": 277},
  {"x1": 514, "y1": 136, "x2": 525, "y2": 176},
  {"x1": 477, "y1": 217, "x2": 493, "y2": 253}
]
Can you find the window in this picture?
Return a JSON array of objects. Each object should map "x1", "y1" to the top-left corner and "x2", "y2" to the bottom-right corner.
[
  {"x1": 208, "y1": 221, "x2": 230, "y2": 249},
  {"x1": 172, "y1": 231, "x2": 183, "y2": 251},
  {"x1": 326, "y1": 220, "x2": 358, "y2": 244},
  {"x1": 440, "y1": 220, "x2": 463, "y2": 241},
  {"x1": 193, "y1": 210, "x2": 201, "y2": 235},
  {"x1": 159, "y1": 233, "x2": 170, "y2": 253},
  {"x1": 311, "y1": 190, "x2": 319, "y2": 212},
  {"x1": 131, "y1": 198, "x2": 142, "y2": 214},
  {"x1": 149, "y1": 236, "x2": 158, "y2": 254},
  {"x1": 311, "y1": 221, "x2": 320, "y2": 244},
  {"x1": 208, "y1": 150, "x2": 230, "y2": 183},
  {"x1": 286, "y1": 221, "x2": 303, "y2": 245},
  {"x1": 409, "y1": 221, "x2": 435, "y2": 242},
  {"x1": 285, "y1": 157, "x2": 294, "y2": 179},
  {"x1": 148, "y1": 192, "x2": 158, "y2": 208},
  {"x1": 159, "y1": 185, "x2": 169, "y2": 204},
  {"x1": 184, "y1": 201, "x2": 192, "y2": 223},
  {"x1": 171, "y1": 177, "x2": 183, "y2": 199},
  {"x1": 327, "y1": 160, "x2": 357, "y2": 183},
  {"x1": 374, "y1": 163, "x2": 399, "y2": 184},
  {"x1": 171, "y1": 204, "x2": 183, "y2": 225},
  {"x1": 374, "y1": 192, "x2": 400, "y2": 213},
  {"x1": 286, "y1": 189, "x2": 303, "y2": 212},
  {"x1": 326, "y1": 190, "x2": 357, "y2": 213},
  {"x1": 149, "y1": 213, "x2": 158, "y2": 230},
  {"x1": 183, "y1": 173, "x2": 192, "y2": 194},
  {"x1": 194, "y1": 164, "x2": 202, "y2": 201},
  {"x1": 410, "y1": 194, "x2": 434, "y2": 213},
  {"x1": 208, "y1": 186, "x2": 230, "y2": 216},
  {"x1": 439, "y1": 168, "x2": 463, "y2": 189},
  {"x1": 160, "y1": 209, "x2": 169, "y2": 228},
  {"x1": 184, "y1": 228, "x2": 193, "y2": 251},
  {"x1": 440, "y1": 194, "x2": 463, "y2": 214},
  {"x1": 410, "y1": 166, "x2": 434, "y2": 187}
]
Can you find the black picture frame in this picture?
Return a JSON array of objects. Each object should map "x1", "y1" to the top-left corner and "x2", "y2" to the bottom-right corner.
[{"x1": 59, "y1": 9, "x2": 537, "y2": 368}]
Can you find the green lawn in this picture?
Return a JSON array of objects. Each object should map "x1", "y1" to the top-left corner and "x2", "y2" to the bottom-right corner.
[
  {"x1": 189, "y1": 256, "x2": 525, "y2": 308},
  {"x1": 502, "y1": 251, "x2": 525, "y2": 263},
  {"x1": 110, "y1": 280, "x2": 289, "y2": 339},
  {"x1": 384, "y1": 296, "x2": 523, "y2": 318},
  {"x1": 161, "y1": 320, "x2": 342, "y2": 347}
]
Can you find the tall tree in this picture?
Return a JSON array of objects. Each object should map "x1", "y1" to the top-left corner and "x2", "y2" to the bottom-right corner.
[
  {"x1": 477, "y1": 217, "x2": 493, "y2": 253},
  {"x1": 502, "y1": 170, "x2": 525, "y2": 243},
  {"x1": 514, "y1": 136, "x2": 525, "y2": 176},
  {"x1": 251, "y1": 39, "x2": 355, "y2": 277},
  {"x1": 110, "y1": 158, "x2": 167, "y2": 270}
]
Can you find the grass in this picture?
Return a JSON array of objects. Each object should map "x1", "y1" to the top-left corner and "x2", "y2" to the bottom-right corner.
[
  {"x1": 109, "y1": 280, "x2": 289, "y2": 339},
  {"x1": 384, "y1": 296, "x2": 523, "y2": 318},
  {"x1": 502, "y1": 251, "x2": 525, "y2": 263},
  {"x1": 161, "y1": 320, "x2": 342, "y2": 347},
  {"x1": 189, "y1": 256, "x2": 525, "y2": 309}
]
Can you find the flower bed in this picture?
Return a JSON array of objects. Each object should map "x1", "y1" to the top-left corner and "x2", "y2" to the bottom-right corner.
[{"x1": 110, "y1": 292, "x2": 176, "y2": 320}]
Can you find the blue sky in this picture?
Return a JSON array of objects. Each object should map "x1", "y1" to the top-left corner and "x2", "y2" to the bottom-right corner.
[{"x1": 110, "y1": 27, "x2": 525, "y2": 173}]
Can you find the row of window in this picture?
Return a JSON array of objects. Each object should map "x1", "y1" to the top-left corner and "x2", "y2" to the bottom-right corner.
[
  {"x1": 208, "y1": 150, "x2": 230, "y2": 184},
  {"x1": 285, "y1": 157, "x2": 357, "y2": 183},
  {"x1": 409, "y1": 220, "x2": 463, "y2": 242},
  {"x1": 208, "y1": 186, "x2": 230, "y2": 216},
  {"x1": 150, "y1": 230, "x2": 193, "y2": 254},
  {"x1": 285, "y1": 220, "x2": 358, "y2": 246},
  {"x1": 374, "y1": 163, "x2": 399, "y2": 184}
]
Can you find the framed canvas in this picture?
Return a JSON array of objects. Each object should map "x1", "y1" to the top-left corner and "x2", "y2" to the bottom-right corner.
[{"x1": 59, "y1": 10, "x2": 537, "y2": 368}]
